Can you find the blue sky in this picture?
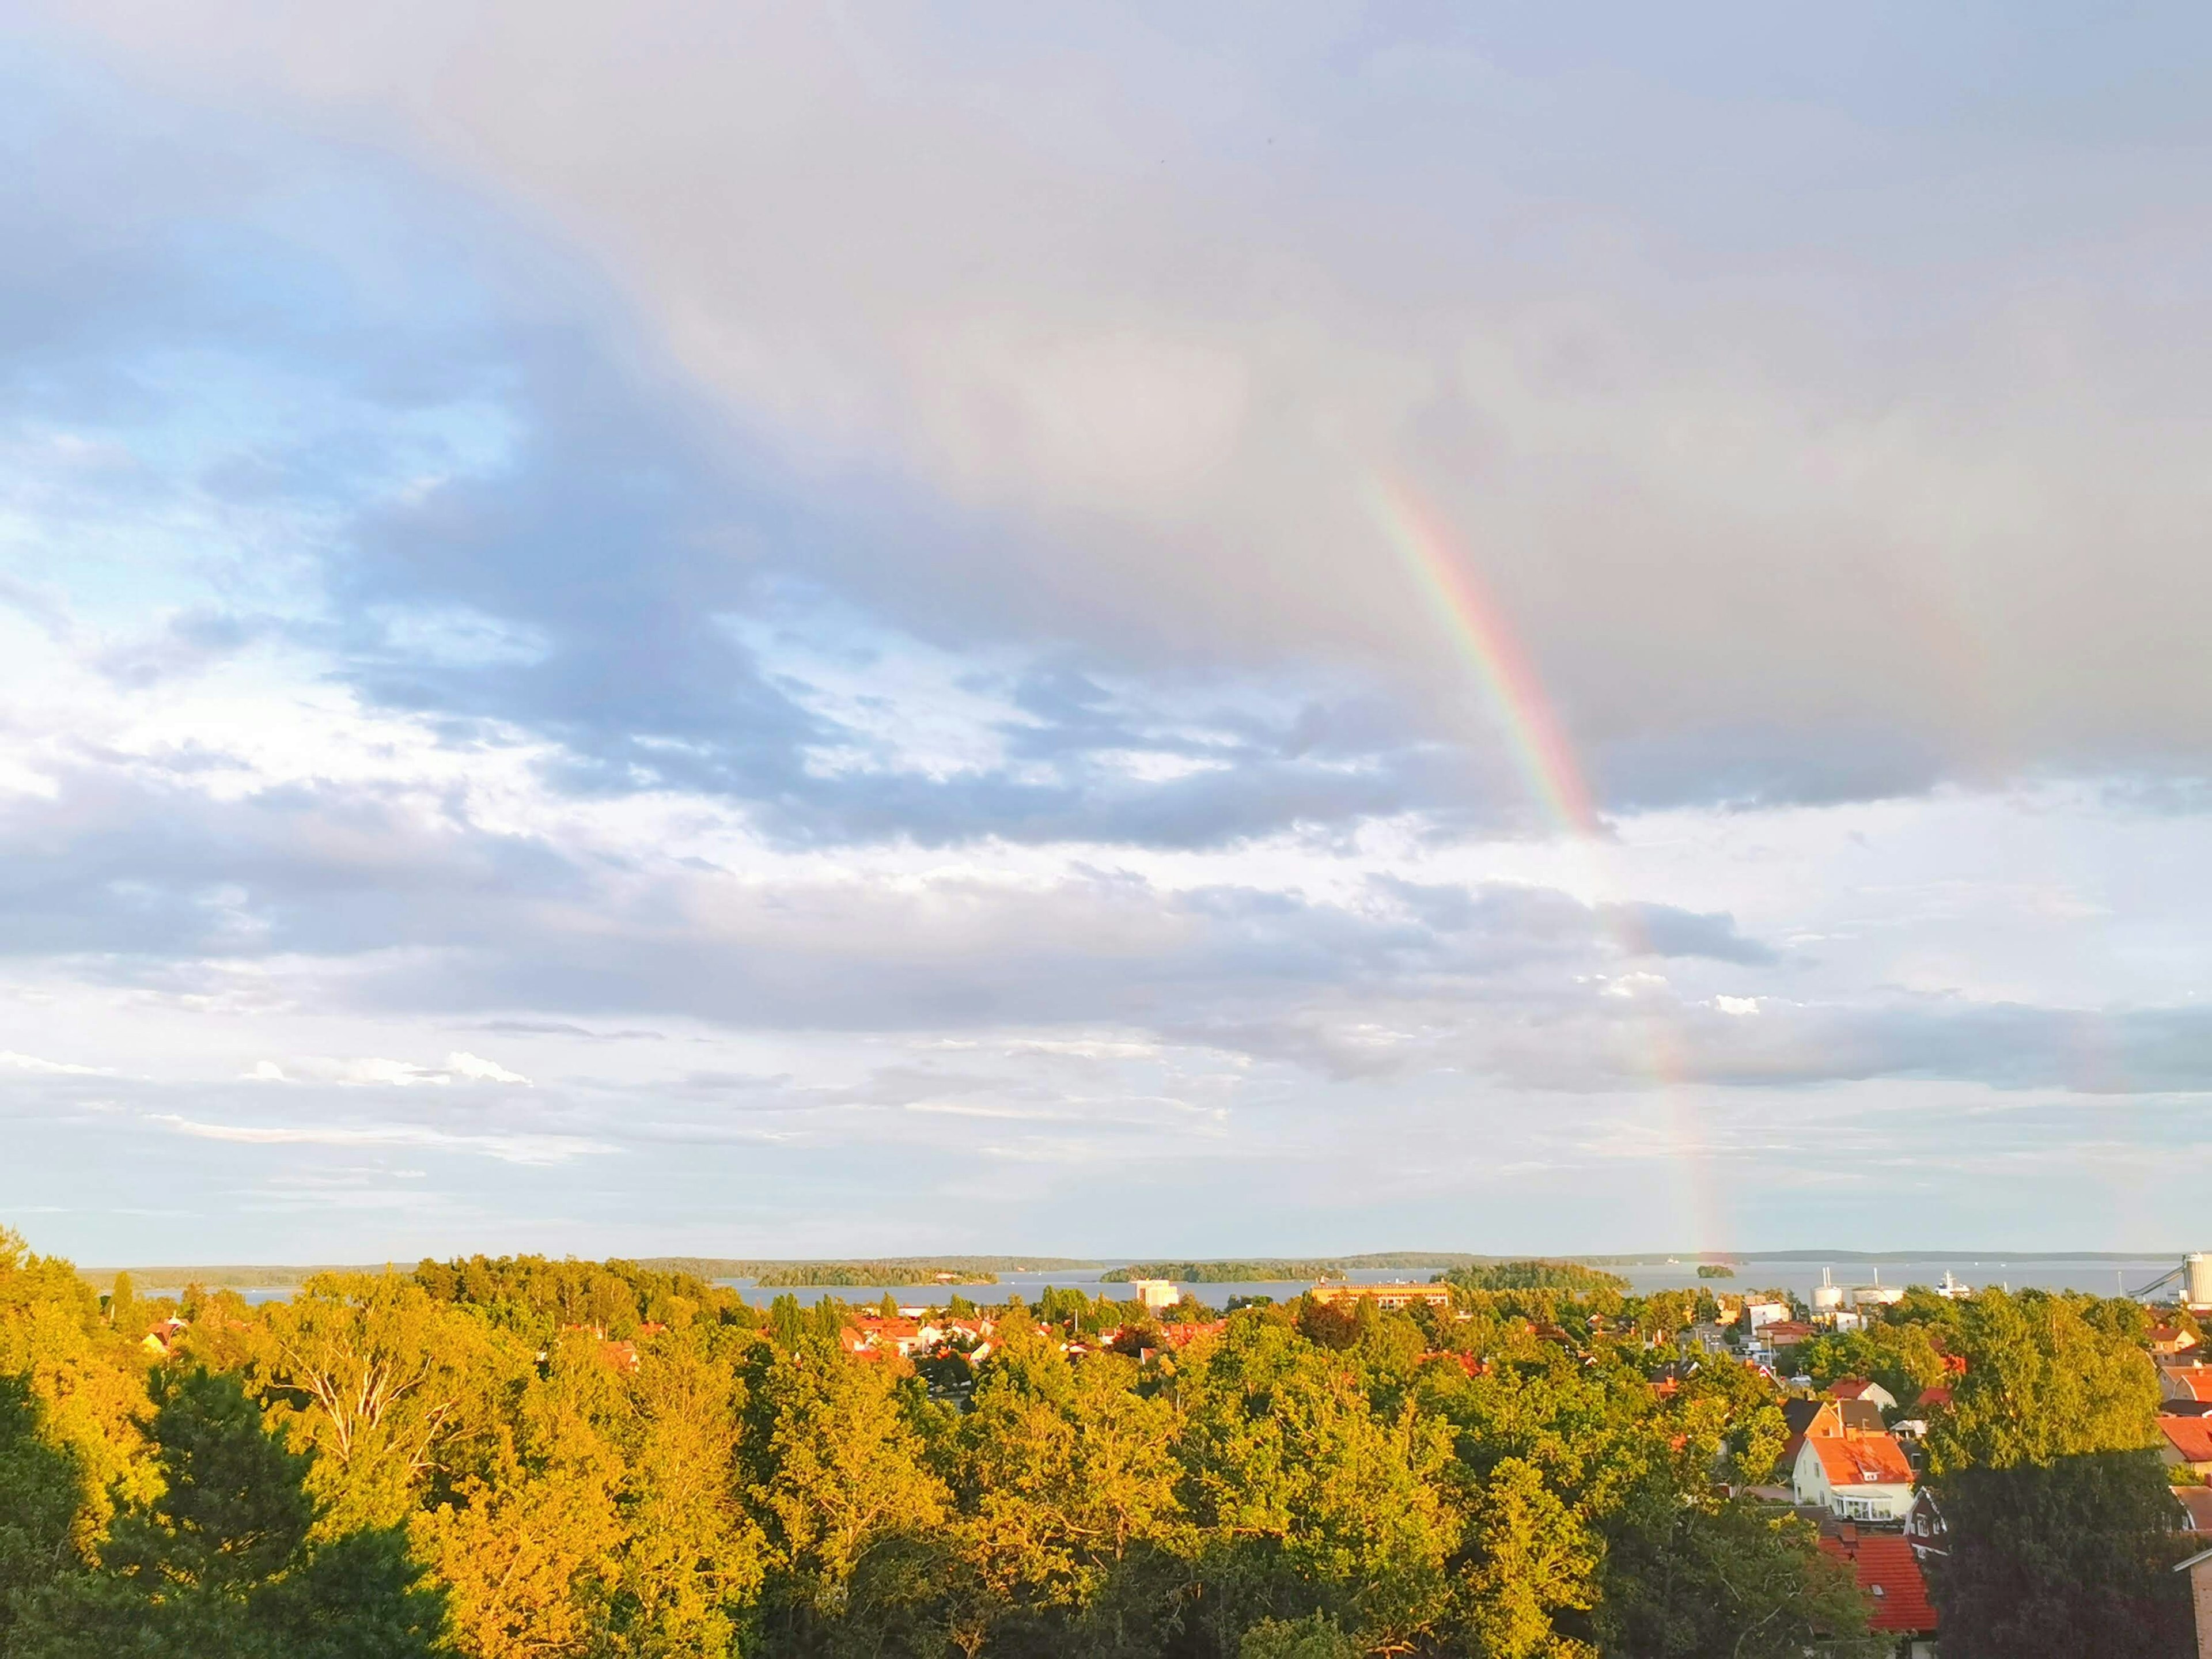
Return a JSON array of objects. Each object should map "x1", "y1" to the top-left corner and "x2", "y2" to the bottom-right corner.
[{"x1": 5, "y1": 6, "x2": 2212, "y2": 1263}]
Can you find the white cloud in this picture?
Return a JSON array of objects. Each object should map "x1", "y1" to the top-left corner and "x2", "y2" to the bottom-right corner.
[
  {"x1": 445, "y1": 1051, "x2": 531, "y2": 1085},
  {"x1": 1713, "y1": 996, "x2": 1762, "y2": 1017},
  {"x1": 144, "y1": 1113, "x2": 608, "y2": 1165},
  {"x1": 0, "y1": 1050, "x2": 104, "y2": 1075}
]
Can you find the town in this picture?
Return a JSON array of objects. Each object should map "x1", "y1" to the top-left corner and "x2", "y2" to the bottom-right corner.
[{"x1": 21, "y1": 1239, "x2": 2206, "y2": 1658}]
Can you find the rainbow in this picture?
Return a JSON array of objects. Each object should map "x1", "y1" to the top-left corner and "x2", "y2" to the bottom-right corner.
[
  {"x1": 1362, "y1": 468, "x2": 1722, "y2": 1256},
  {"x1": 1362, "y1": 472, "x2": 1598, "y2": 838}
]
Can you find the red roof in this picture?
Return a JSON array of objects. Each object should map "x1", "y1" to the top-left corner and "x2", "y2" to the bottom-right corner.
[
  {"x1": 2160, "y1": 1418, "x2": 2212, "y2": 1464},
  {"x1": 1809, "y1": 1433, "x2": 1915, "y2": 1488},
  {"x1": 1764, "y1": 1321, "x2": 1815, "y2": 1342},
  {"x1": 2168, "y1": 1369, "x2": 2212, "y2": 1403},
  {"x1": 2177, "y1": 1488, "x2": 2212, "y2": 1533},
  {"x1": 1828, "y1": 1378, "x2": 1882, "y2": 1401},
  {"x1": 1915, "y1": 1383, "x2": 1952, "y2": 1411},
  {"x1": 1821, "y1": 1533, "x2": 1937, "y2": 1633}
]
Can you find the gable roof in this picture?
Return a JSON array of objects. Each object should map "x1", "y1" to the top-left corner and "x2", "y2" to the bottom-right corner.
[
  {"x1": 1808, "y1": 1433, "x2": 1915, "y2": 1488},
  {"x1": 1783, "y1": 1398, "x2": 1832, "y2": 1435},
  {"x1": 1836, "y1": 1399, "x2": 1886, "y2": 1434},
  {"x1": 1828, "y1": 1378, "x2": 1885, "y2": 1402},
  {"x1": 2160, "y1": 1417, "x2": 2212, "y2": 1464},
  {"x1": 1915, "y1": 1383, "x2": 1953, "y2": 1410},
  {"x1": 2176, "y1": 1488, "x2": 2212, "y2": 1533},
  {"x1": 2168, "y1": 1369, "x2": 2212, "y2": 1403},
  {"x1": 1821, "y1": 1533, "x2": 1938, "y2": 1633}
]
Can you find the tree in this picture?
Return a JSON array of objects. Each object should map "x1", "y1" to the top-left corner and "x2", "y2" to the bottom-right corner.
[
  {"x1": 1176, "y1": 1315, "x2": 1460, "y2": 1653},
  {"x1": 741, "y1": 1336, "x2": 951, "y2": 1646},
  {"x1": 1923, "y1": 1289, "x2": 2186, "y2": 1658},
  {"x1": 1458, "y1": 1457, "x2": 1599, "y2": 1659},
  {"x1": 411, "y1": 1338, "x2": 627, "y2": 1659},
  {"x1": 9, "y1": 1367, "x2": 442, "y2": 1659},
  {"x1": 1932, "y1": 1452, "x2": 2191, "y2": 1659},
  {"x1": 1926, "y1": 1289, "x2": 2159, "y2": 1474},
  {"x1": 0, "y1": 1376, "x2": 81, "y2": 1642},
  {"x1": 948, "y1": 1329, "x2": 1184, "y2": 1638},
  {"x1": 245, "y1": 1272, "x2": 525, "y2": 1535},
  {"x1": 1595, "y1": 1498, "x2": 1880, "y2": 1658}
]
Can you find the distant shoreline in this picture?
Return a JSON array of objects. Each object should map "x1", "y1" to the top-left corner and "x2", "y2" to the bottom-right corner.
[{"x1": 72, "y1": 1247, "x2": 2188, "y2": 1291}]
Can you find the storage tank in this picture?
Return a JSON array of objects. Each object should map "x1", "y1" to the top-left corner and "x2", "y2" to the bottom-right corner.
[
  {"x1": 2186, "y1": 1253, "x2": 2212, "y2": 1310},
  {"x1": 1812, "y1": 1269, "x2": 1845, "y2": 1313}
]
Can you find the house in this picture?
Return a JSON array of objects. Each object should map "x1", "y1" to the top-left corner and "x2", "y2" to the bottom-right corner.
[
  {"x1": 2168, "y1": 1365, "x2": 2212, "y2": 1407},
  {"x1": 1914, "y1": 1382, "x2": 1953, "y2": 1413},
  {"x1": 2176, "y1": 1488, "x2": 2212, "y2": 1535},
  {"x1": 2161, "y1": 1416, "x2": 2212, "y2": 1479},
  {"x1": 2172, "y1": 1542, "x2": 2212, "y2": 1659},
  {"x1": 2155, "y1": 1325, "x2": 2202, "y2": 1357},
  {"x1": 1124, "y1": 1279, "x2": 1182, "y2": 1310},
  {"x1": 1762, "y1": 1321, "x2": 1816, "y2": 1346},
  {"x1": 1829, "y1": 1378, "x2": 1899, "y2": 1413},
  {"x1": 1159, "y1": 1319, "x2": 1228, "y2": 1350},
  {"x1": 1781, "y1": 1398, "x2": 1888, "y2": 1471},
  {"x1": 1306, "y1": 1282, "x2": 1453, "y2": 1311},
  {"x1": 1904, "y1": 1488, "x2": 1947, "y2": 1562},
  {"x1": 1792, "y1": 1432, "x2": 1916, "y2": 1523},
  {"x1": 1820, "y1": 1528, "x2": 1938, "y2": 1658},
  {"x1": 1743, "y1": 1299, "x2": 1790, "y2": 1332}
]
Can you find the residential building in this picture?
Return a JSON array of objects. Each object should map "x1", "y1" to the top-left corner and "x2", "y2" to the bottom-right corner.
[
  {"x1": 2161, "y1": 1416, "x2": 2212, "y2": 1479},
  {"x1": 1820, "y1": 1528, "x2": 1938, "y2": 1658},
  {"x1": 2166, "y1": 1363, "x2": 2212, "y2": 1407},
  {"x1": 2177, "y1": 1488, "x2": 2212, "y2": 1536},
  {"x1": 2153, "y1": 1324, "x2": 2201, "y2": 1357},
  {"x1": 1781, "y1": 1397, "x2": 1886, "y2": 1469},
  {"x1": 2173, "y1": 1543, "x2": 2212, "y2": 1659},
  {"x1": 1904, "y1": 1489, "x2": 1947, "y2": 1563},
  {"x1": 1743, "y1": 1299, "x2": 1790, "y2": 1332},
  {"x1": 1828, "y1": 1378, "x2": 1898, "y2": 1413},
  {"x1": 1305, "y1": 1281, "x2": 1453, "y2": 1310},
  {"x1": 1791, "y1": 1432, "x2": 1916, "y2": 1523},
  {"x1": 1124, "y1": 1279, "x2": 1182, "y2": 1310}
]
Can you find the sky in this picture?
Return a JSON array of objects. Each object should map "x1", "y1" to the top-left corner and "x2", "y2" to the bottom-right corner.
[{"x1": 5, "y1": 4, "x2": 2212, "y2": 1264}]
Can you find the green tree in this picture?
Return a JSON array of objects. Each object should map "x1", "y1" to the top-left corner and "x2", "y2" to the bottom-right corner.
[
  {"x1": 246, "y1": 1272, "x2": 525, "y2": 1535},
  {"x1": 1595, "y1": 1498, "x2": 1880, "y2": 1658},
  {"x1": 10, "y1": 1367, "x2": 441, "y2": 1659},
  {"x1": 1927, "y1": 1289, "x2": 2160, "y2": 1474},
  {"x1": 1177, "y1": 1315, "x2": 1459, "y2": 1653},
  {"x1": 741, "y1": 1336, "x2": 950, "y2": 1645},
  {"x1": 0, "y1": 1376, "x2": 82, "y2": 1641},
  {"x1": 1932, "y1": 1452, "x2": 2191, "y2": 1659},
  {"x1": 1923, "y1": 1290, "x2": 2184, "y2": 1658}
]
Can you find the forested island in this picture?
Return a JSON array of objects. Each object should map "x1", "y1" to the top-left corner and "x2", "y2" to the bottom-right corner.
[
  {"x1": 1101, "y1": 1253, "x2": 1514, "y2": 1283},
  {"x1": 5, "y1": 1226, "x2": 2194, "y2": 1657}
]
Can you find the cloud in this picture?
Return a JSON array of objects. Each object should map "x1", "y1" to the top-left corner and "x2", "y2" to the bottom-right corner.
[
  {"x1": 445, "y1": 1051, "x2": 529, "y2": 1085},
  {"x1": 0, "y1": 1050, "x2": 105, "y2": 1075},
  {"x1": 242, "y1": 1053, "x2": 531, "y2": 1088},
  {"x1": 145, "y1": 1113, "x2": 608, "y2": 1164},
  {"x1": 36, "y1": 3, "x2": 2212, "y2": 817}
]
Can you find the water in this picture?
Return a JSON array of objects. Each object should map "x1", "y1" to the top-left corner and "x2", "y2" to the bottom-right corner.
[
  {"x1": 718, "y1": 1259, "x2": 2187, "y2": 1310},
  {"x1": 134, "y1": 1259, "x2": 2188, "y2": 1312},
  {"x1": 1604, "y1": 1257, "x2": 2179, "y2": 1302}
]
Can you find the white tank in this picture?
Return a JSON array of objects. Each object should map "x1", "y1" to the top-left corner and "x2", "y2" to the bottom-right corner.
[
  {"x1": 1812, "y1": 1283, "x2": 1846, "y2": 1312},
  {"x1": 2186, "y1": 1253, "x2": 2212, "y2": 1309}
]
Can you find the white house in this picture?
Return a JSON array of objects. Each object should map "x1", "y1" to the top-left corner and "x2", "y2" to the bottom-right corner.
[
  {"x1": 1743, "y1": 1299, "x2": 1790, "y2": 1332},
  {"x1": 1828, "y1": 1378, "x2": 1899, "y2": 1413},
  {"x1": 1791, "y1": 1433, "x2": 1915, "y2": 1523}
]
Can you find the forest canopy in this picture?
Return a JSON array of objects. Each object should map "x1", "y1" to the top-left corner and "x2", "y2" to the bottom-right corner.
[{"x1": 4, "y1": 1227, "x2": 2178, "y2": 1657}]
